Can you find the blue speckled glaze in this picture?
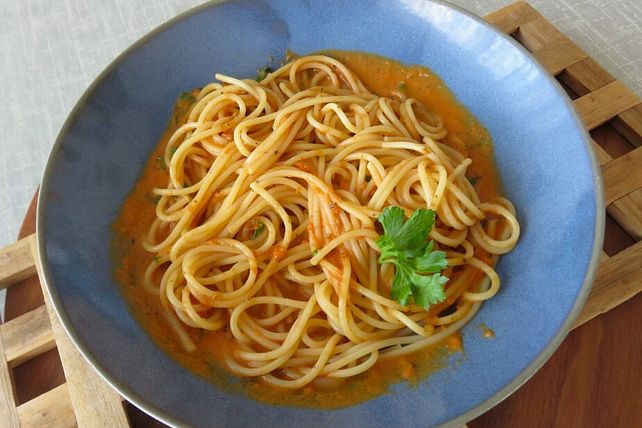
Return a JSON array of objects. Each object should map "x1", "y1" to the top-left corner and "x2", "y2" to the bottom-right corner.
[{"x1": 37, "y1": 1, "x2": 603, "y2": 427}]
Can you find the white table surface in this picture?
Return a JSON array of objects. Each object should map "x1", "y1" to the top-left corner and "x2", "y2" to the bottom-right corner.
[{"x1": 0, "y1": 0, "x2": 640, "y2": 248}]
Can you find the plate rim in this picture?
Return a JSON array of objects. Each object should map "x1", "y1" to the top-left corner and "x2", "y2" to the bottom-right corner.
[{"x1": 36, "y1": 1, "x2": 606, "y2": 427}]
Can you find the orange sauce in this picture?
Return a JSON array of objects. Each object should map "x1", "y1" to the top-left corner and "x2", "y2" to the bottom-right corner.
[
  {"x1": 111, "y1": 51, "x2": 503, "y2": 408},
  {"x1": 479, "y1": 323, "x2": 497, "y2": 339}
]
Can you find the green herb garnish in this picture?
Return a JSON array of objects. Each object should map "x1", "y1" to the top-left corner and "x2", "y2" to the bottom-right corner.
[
  {"x1": 170, "y1": 146, "x2": 178, "y2": 158},
  {"x1": 251, "y1": 223, "x2": 265, "y2": 239},
  {"x1": 399, "y1": 82, "x2": 407, "y2": 90},
  {"x1": 256, "y1": 66, "x2": 272, "y2": 82},
  {"x1": 179, "y1": 92, "x2": 195, "y2": 103},
  {"x1": 467, "y1": 176, "x2": 478, "y2": 186},
  {"x1": 311, "y1": 249, "x2": 318, "y2": 256},
  {"x1": 156, "y1": 155, "x2": 166, "y2": 170},
  {"x1": 376, "y1": 206, "x2": 448, "y2": 309}
]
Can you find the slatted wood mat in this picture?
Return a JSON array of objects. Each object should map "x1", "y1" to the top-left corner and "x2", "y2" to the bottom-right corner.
[{"x1": 0, "y1": 2, "x2": 640, "y2": 426}]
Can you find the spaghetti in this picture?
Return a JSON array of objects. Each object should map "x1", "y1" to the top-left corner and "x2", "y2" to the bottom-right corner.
[{"x1": 140, "y1": 55, "x2": 520, "y2": 389}]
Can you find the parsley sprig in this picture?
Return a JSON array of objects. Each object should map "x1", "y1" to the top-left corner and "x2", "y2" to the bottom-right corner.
[{"x1": 376, "y1": 207, "x2": 448, "y2": 309}]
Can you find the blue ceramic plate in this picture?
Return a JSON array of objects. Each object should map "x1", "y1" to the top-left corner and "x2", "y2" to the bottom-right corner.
[{"x1": 37, "y1": 1, "x2": 604, "y2": 427}]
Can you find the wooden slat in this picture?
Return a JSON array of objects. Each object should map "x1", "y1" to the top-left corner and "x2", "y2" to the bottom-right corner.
[
  {"x1": 531, "y1": 39, "x2": 587, "y2": 76},
  {"x1": 16, "y1": 383, "x2": 76, "y2": 428},
  {"x1": 0, "y1": 305, "x2": 56, "y2": 367},
  {"x1": 574, "y1": 240, "x2": 642, "y2": 327},
  {"x1": 574, "y1": 82, "x2": 640, "y2": 130},
  {"x1": 514, "y1": 17, "x2": 587, "y2": 74},
  {"x1": 602, "y1": 148, "x2": 642, "y2": 205},
  {"x1": 609, "y1": 189, "x2": 642, "y2": 240},
  {"x1": 591, "y1": 134, "x2": 642, "y2": 238},
  {"x1": 0, "y1": 235, "x2": 36, "y2": 289},
  {"x1": 612, "y1": 104, "x2": 642, "y2": 147},
  {"x1": 591, "y1": 138, "x2": 612, "y2": 166},
  {"x1": 0, "y1": 334, "x2": 20, "y2": 427},
  {"x1": 560, "y1": 57, "x2": 616, "y2": 96},
  {"x1": 600, "y1": 251, "x2": 610, "y2": 262},
  {"x1": 31, "y1": 239, "x2": 130, "y2": 428},
  {"x1": 484, "y1": 1, "x2": 540, "y2": 34}
]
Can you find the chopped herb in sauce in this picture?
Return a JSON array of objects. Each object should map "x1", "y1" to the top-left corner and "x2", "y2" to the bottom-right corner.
[
  {"x1": 156, "y1": 155, "x2": 166, "y2": 170},
  {"x1": 251, "y1": 223, "x2": 265, "y2": 239},
  {"x1": 179, "y1": 92, "x2": 196, "y2": 103},
  {"x1": 256, "y1": 66, "x2": 272, "y2": 82}
]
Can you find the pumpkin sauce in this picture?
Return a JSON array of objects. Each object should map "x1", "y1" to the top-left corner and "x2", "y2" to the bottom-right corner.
[{"x1": 112, "y1": 51, "x2": 502, "y2": 408}]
